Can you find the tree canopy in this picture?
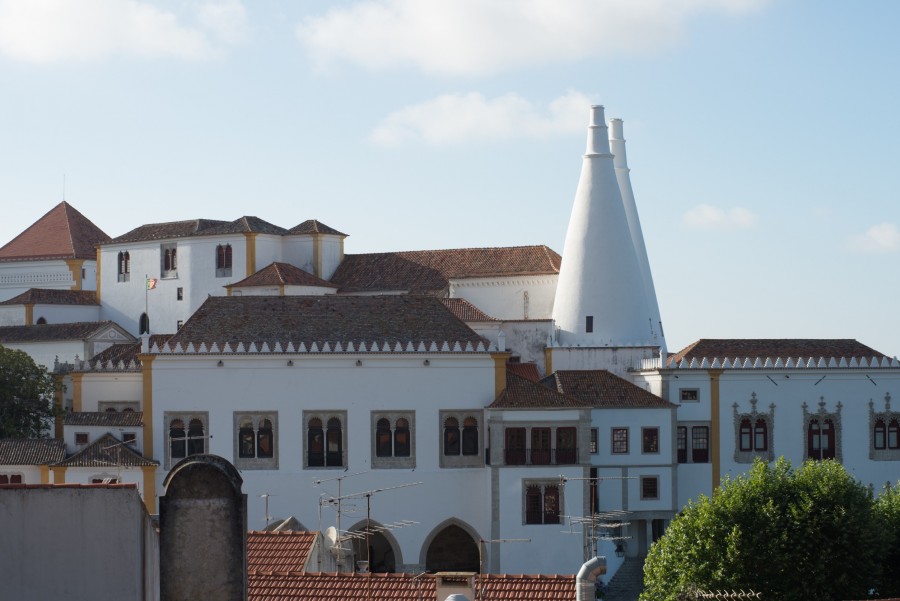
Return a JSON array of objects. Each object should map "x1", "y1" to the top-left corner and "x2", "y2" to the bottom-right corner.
[
  {"x1": 641, "y1": 458, "x2": 889, "y2": 601},
  {"x1": 0, "y1": 345, "x2": 60, "y2": 438},
  {"x1": 875, "y1": 483, "x2": 900, "y2": 597}
]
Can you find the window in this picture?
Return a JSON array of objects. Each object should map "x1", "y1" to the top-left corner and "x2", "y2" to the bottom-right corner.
[
  {"x1": 177, "y1": 320, "x2": 184, "y2": 330},
  {"x1": 585, "y1": 315, "x2": 593, "y2": 333},
  {"x1": 304, "y1": 411, "x2": 346, "y2": 468},
  {"x1": 640, "y1": 476, "x2": 659, "y2": 500},
  {"x1": 0, "y1": 474, "x2": 23, "y2": 484},
  {"x1": 590, "y1": 428, "x2": 599, "y2": 454},
  {"x1": 754, "y1": 418, "x2": 768, "y2": 451},
  {"x1": 36, "y1": 316, "x2": 47, "y2": 325},
  {"x1": 692, "y1": 426, "x2": 709, "y2": 463},
  {"x1": 732, "y1": 393, "x2": 775, "y2": 463},
  {"x1": 75, "y1": 432, "x2": 89, "y2": 445},
  {"x1": 677, "y1": 426, "x2": 687, "y2": 463},
  {"x1": 505, "y1": 427, "x2": 527, "y2": 465},
  {"x1": 462, "y1": 417, "x2": 478, "y2": 456},
  {"x1": 739, "y1": 418, "x2": 752, "y2": 452},
  {"x1": 177, "y1": 287, "x2": 183, "y2": 301},
  {"x1": 165, "y1": 412, "x2": 208, "y2": 469},
  {"x1": 371, "y1": 412, "x2": 415, "y2": 468},
  {"x1": 891, "y1": 420, "x2": 900, "y2": 450},
  {"x1": 123, "y1": 432, "x2": 137, "y2": 446},
  {"x1": 531, "y1": 428, "x2": 551, "y2": 465},
  {"x1": 234, "y1": 413, "x2": 277, "y2": 469},
  {"x1": 117, "y1": 251, "x2": 130, "y2": 282},
  {"x1": 91, "y1": 476, "x2": 119, "y2": 484},
  {"x1": 808, "y1": 419, "x2": 836, "y2": 460},
  {"x1": 556, "y1": 427, "x2": 577, "y2": 464},
  {"x1": 440, "y1": 411, "x2": 483, "y2": 468},
  {"x1": 679, "y1": 389, "x2": 699, "y2": 402},
  {"x1": 139, "y1": 312, "x2": 150, "y2": 335},
  {"x1": 216, "y1": 244, "x2": 233, "y2": 277},
  {"x1": 443, "y1": 417, "x2": 460, "y2": 456},
  {"x1": 504, "y1": 424, "x2": 580, "y2": 466},
  {"x1": 869, "y1": 395, "x2": 899, "y2": 460},
  {"x1": 161, "y1": 244, "x2": 178, "y2": 278},
  {"x1": 875, "y1": 419, "x2": 887, "y2": 450},
  {"x1": 525, "y1": 482, "x2": 561, "y2": 524},
  {"x1": 612, "y1": 428, "x2": 629, "y2": 454},
  {"x1": 642, "y1": 428, "x2": 659, "y2": 454}
]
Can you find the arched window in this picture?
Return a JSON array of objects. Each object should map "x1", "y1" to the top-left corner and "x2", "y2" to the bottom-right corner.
[
  {"x1": 524, "y1": 483, "x2": 561, "y2": 524},
  {"x1": 117, "y1": 251, "x2": 130, "y2": 281},
  {"x1": 462, "y1": 417, "x2": 478, "y2": 456},
  {"x1": 187, "y1": 418, "x2": 205, "y2": 456},
  {"x1": 308, "y1": 418, "x2": 324, "y2": 467},
  {"x1": 376, "y1": 418, "x2": 392, "y2": 457},
  {"x1": 808, "y1": 419, "x2": 836, "y2": 460},
  {"x1": 326, "y1": 418, "x2": 343, "y2": 466},
  {"x1": 170, "y1": 419, "x2": 186, "y2": 459},
  {"x1": 874, "y1": 419, "x2": 886, "y2": 450},
  {"x1": 753, "y1": 418, "x2": 768, "y2": 451},
  {"x1": 257, "y1": 419, "x2": 274, "y2": 458},
  {"x1": 394, "y1": 418, "x2": 410, "y2": 457},
  {"x1": 105, "y1": 407, "x2": 117, "y2": 413},
  {"x1": 443, "y1": 417, "x2": 460, "y2": 456},
  {"x1": 889, "y1": 419, "x2": 900, "y2": 450},
  {"x1": 238, "y1": 418, "x2": 255, "y2": 458},
  {"x1": 215, "y1": 244, "x2": 233, "y2": 277},
  {"x1": 139, "y1": 312, "x2": 150, "y2": 335},
  {"x1": 36, "y1": 317, "x2": 47, "y2": 325},
  {"x1": 739, "y1": 418, "x2": 752, "y2": 451}
]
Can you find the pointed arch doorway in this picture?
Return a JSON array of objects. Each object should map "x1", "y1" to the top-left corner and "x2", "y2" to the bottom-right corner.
[{"x1": 422, "y1": 520, "x2": 481, "y2": 573}]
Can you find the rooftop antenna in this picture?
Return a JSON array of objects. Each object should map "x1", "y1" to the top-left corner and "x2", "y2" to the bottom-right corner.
[
  {"x1": 259, "y1": 493, "x2": 275, "y2": 529},
  {"x1": 314, "y1": 470, "x2": 367, "y2": 570},
  {"x1": 559, "y1": 474, "x2": 635, "y2": 559}
]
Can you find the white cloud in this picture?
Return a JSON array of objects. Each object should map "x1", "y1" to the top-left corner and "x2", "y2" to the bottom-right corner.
[
  {"x1": 0, "y1": 0, "x2": 248, "y2": 62},
  {"x1": 370, "y1": 90, "x2": 592, "y2": 147},
  {"x1": 296, "y1": 0, "x2": 767, "y2": 76},
  {"x1": 682, "y1": 204, "x2": 759, "y2": 229},
  {"x1": 849, "y1": 223, "x2": 900, "y2": 253}
]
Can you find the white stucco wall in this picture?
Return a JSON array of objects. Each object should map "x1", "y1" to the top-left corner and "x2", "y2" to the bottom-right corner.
[
  {"x1": 33, "y1": 304, "x2": 101, "y2": 324},
  {"x1": 450, "y1": 275, "x2": 557, "y2": 321},
  {"x1": 0, "y1": 306, "x2": 24, "y2": 325},
  {"x1": 0, "y1": 259, "x2": 81, "y2": 302}
]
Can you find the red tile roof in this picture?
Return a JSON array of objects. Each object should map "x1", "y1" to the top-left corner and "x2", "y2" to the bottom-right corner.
[
  {"x1": 0, "y1": 320, "x2": 124, "y2": 343},
  {"x1": 541, "y1": 370, "x2": 673, "y2": 409},
  {"x1": 671, "y1": 339, "x2": 888, "y2": 363},
  {"x1": 0, "y1": 289, "x2": 99, "y2": 306},
  {"x1": 248, "y1": 531, "x2": 318, "y2": 574},
  {"x1": 440, "y1": 298, "x2": 499, "y2": 322},
  {"x1": 63, "y1": 411, "x2": 144, "y2": 427},
  {"x1": 289, "y1": 220, "x2": 346, "y2": 236},
  {"x1": 0, "y1": 438, "x2": 66, "y2": 465},
  {"x1": 0, "y1": 202, "x2": 110, "y2": 262},
  {"x1": 227, "y1": 262, "x2": 338, "y2": 289},
  {"x1": 330, "y1": 246, "x2": 561, "y2": 294},
  {"x1": 248, "y1": 572, "x2": 576, "y2": 601},
  {"x1": 86, "y1": 334, "x2": 171, "y2": 367},
  {"x1": 107, "y1": 216, "x2": 287, "y2": 245},
  {"x1": 53, "y1": 432, "x2": 157, "y2": 468},
  {"x1": 506, "y1": 361, "x2": 541, "y2": 382},
  {"x1": 490, "y1": 372, "x2": 586, "y2": 409}
]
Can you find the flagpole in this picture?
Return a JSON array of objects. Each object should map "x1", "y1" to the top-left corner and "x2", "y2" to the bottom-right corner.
[{"x1": 145, "y1": 273, "x2": 149, "y2": 335}]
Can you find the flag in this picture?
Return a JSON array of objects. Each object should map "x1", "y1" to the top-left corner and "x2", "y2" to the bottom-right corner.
[{"x1": 146, "y1": 278, "x2": 158, "y2": 290}]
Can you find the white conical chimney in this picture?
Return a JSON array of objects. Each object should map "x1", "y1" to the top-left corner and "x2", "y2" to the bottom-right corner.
[
  {"x1": 552, "y1": 106, "x2": 653, "y2": 348},
  {"x1": 609, "y1": 118, "x2": 666, "y2": 355}
]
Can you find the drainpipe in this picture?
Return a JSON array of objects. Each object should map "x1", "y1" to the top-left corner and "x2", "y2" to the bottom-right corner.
[{"x1": 576, "y1": 556, "x2": 607, "y2": 601}]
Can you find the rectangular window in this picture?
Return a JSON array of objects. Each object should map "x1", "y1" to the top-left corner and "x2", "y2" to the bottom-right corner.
[
  {"x1": 531, "y1": 428, "x2": 551, "y2": 465},
  {"x1": 585, "y1": 315, "x2": 593, "y2": 333},
  {"x1": 679, "y1": 389, "x2": 699, "y2": 402},
  {"x1": 177, "y1": 287, "x2": 183, "y2": 301},
  {"x1": 692, "y1": 426, "x2": 709, "y2": 463},
  {"x1": 590, "y1": 428, "x2": 599, "y2": 454},
  {"x1": 640, "y1": 476, "x2": 659, "y2": 500},
  {"x1": 677, "y1": 426, "x2": 687, "y2": 463},
  {"x1": 123, "y1": 432, "x2": 137, "y2": 445},
  {"x1": 556, "y1": 427, "x2": 577, "y2": 464},
  {"x1": 505, "y1": 427, "x2": 527, "y2": 465},
  {"x1": 642, "y1": 427, "x2": 659, "y2": 454},
  {"x1": 177, "y1": 320, "x2": 184, "y2": 330},
  {"x1": 612, "y1": 428, "x2": 629, "y2": 454},
  {"x1": 525, "y1": 482, "x2": 561, "y2": 525},
  {"x1": 75, "y1": 432, "x2": 88, "y2": 445}
]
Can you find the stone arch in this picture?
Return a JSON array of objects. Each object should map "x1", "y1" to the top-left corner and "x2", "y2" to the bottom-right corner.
[
  {"x1": 346, "y1": 518, "x2": 403, "y2": 573},
  {"x1": 419, "y1": 517, "x2": 481, "y2": 573}
]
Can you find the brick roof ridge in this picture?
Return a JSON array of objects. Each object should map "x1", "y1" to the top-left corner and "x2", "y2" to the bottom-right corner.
[
  {"x1": 54, "y1": 432, "x2": 157, "y2": 467},
  {"x1": 0, "y1": 201, "x2": 110, "y2": 262},
  {"x1": 288, "y1": 219, "x2": 347, "y2": 236},
  {"x1": 0, "y1": 438, "x2": 66, "y2": 465}
]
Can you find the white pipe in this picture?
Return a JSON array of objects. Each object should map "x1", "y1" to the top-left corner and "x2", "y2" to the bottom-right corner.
[{"x1": 576, "y1": 556, "x2": 607, "y2": 601}]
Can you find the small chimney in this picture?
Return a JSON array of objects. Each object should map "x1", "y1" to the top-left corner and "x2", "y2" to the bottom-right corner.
[
  {"x1": 140, "y1": 334, "x2": 150, "y2": 354},
  {"x1": 434, "y1": 572, "x2": 475, "y2": 601}
]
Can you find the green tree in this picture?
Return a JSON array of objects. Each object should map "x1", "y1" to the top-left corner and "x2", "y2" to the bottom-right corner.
[
  {"x1": 641, "y1": 458, "x2": 887, "y2": 601},
  {"x1": 875, "y1": 482, "x2": 900, "y2": 597},
  {"x1": 0, "y1": 345, "x2": 60, "y2": 438}
]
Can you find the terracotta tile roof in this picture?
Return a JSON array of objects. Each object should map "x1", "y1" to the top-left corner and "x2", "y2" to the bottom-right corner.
[
  {"x1": 247, "y1": 531, "x2": 317, "y2": 574},
  {"x1": 0, "y1": 320, "x2": 120, "y2": 343},
  {"x1": 490, "y1": 372, "x2": 586, "y2": 409},
  {"x1": 248, "y1": 572, "x2": 576, "y2": 601},
  {"x1": 541, "y1": 370, "x2": 673, "y2": 409},
  {"x1": 330, "y1": 246, "x2": 561, "y2": 294},
  {"x1": 227, "y1": 262, "x2": 338, "y2": 290},
  {"x1": 163, "y1": 296, "x2": 487, "y2": 350},
  {"x1": 86, "y1": 335, "x2": 171, "y2": 367},
  {"x1": 0, "y1": 289, "x2": 99, "y2": 306},
  {"x1": 106, "y1": 216, "x2": 287, "y2": 245},
  {"x1": 671, "y1": 339, "x2": 889, "y2": 363},
  {"x1": 506, "y1": 361, "x2": 541, "y2": 382},
  {"x1": 289, "y1": 220, "x2": 346, "y2": 236},
  {"x1": 0, "y1": 482, "x2": 138, "y2": 490},
  {"x1": 63, "y1": 411, "x2": 144, "y2": 427},
  {"x1": 53, "y1": 433, "x2": 157, "y2": 468},
  {"x1": 0, "y1": 438, "x2": 66, "y2": 465},
  {"x1": 0, "y1": 202, "x2": 110, "y2": 262},
  {"x1": 440, "y1": 298, "x2": 499, "y2": 322}
]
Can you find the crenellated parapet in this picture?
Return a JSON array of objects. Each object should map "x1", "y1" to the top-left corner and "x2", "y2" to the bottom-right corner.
[
  {"x1": 638, "y1": 355, "x2": 900, "y2": 370},
  {"x1": 148, "y1": 338, "x2": 493, "y2": 355}
]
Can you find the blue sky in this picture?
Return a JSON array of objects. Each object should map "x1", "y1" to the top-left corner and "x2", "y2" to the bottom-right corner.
[{"x1": 1, "y1": 0, "x2": 898, "y2": 357}]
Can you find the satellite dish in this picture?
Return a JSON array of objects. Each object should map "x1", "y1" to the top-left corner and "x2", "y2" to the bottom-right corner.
[{"x1": 325, "y1": 526, "x2": 338, "y2": 548}]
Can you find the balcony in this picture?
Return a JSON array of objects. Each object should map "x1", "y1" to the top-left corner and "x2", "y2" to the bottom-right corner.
[{"x1": 504, "y1": 447, "x2": 578, "y2": 466}]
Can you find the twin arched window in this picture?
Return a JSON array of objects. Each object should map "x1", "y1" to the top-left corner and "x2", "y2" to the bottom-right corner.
[
  {"x1": 216, "y1": 244, "x2": 232, "y2": 277},
  {"x1": 443, "y1": 416, "x2": 479, "y2": 456},
  {"x1": 525, "y1": 483, "x2": 560, "y2": 525},
  {"x1": 169, "y1": 417, "x2": 205, "y2": 460},
  {"x1": 308, "y1": 417, "x2": 343, "y2": 467},
  {"x1": 117, "y1": 251, "x2": 130, "y2": 282},
  {"x1": 874, "y1": 419, "x2": 900, "y2": 450},
  {"x1": 238, "y1": 417, "x2": 274, "y2": 459},
  {"x1": 376, "y1": 417, "x2": 410, "y2": 457},
  {"x1": 739, "y1": 418, "x2": 768, "y2": 452},
  {"x1": 808, "y1": 419, "x2": 835, "y2": 460}
]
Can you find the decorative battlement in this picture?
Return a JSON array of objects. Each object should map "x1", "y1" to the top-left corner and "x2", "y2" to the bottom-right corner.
[
  {"x1": 148, "y1": 339, "x2": 493, "y2": 354},
  {"x1": 638, "y1": 355, "x2": 900, "y2": 370}
]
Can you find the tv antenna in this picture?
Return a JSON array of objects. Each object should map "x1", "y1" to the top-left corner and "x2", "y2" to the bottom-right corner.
[{"x1": 559, "y1": 474, "x2": 635, "y2": 559}]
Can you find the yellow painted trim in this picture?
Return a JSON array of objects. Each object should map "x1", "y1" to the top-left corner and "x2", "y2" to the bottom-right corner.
[
  {"x1": 708, "y1": 368, "x2": 724, "y2": 493},
  {"x1": 51, "y1": 466, "x2": 66, "y2": 483},
  {"x1": 70, "y1": 373, "x2": 84, "y2": 413},
  {"x1": 491, "y1": 352, "x2": 511, "y2": 398},
  {"x1": 226, "y1": 287, "x2": 232, "y2": 297},
  {"x1": 279, "y1": 284, "x2": 285, "y2": 297},
  {"x1": 544, "y1": 347, "x2": 553, "y2": 376},
  {"x1": 142, "y1": 465, "x2": 157, "y2": 514},
  {"x1": 139, "y1": 355, "x2": 155, "y2": 463},
  {"x1": 312, "y1": 233, "x2": 323, "y2": 278},
  {"x1": 64, "y1": 259, "x2": 85, "y2": 290},
  {"x1": 39, "y1": 465, "x2": 50, "y2": 484},
  {"x1": 24, "y1": 303, "x2": 34, "y2": 325},
  {"x1": 95, "y1": 247, "x2": 101, "y2": 304},
  {"x1": 244, "y1": 232, "x2": 258, "y2": 277},
  {"x1": 53, "y1": 375, "x2": 64, "y2": 439}
]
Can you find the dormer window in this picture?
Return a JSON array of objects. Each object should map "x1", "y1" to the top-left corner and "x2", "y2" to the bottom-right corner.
[
  {"x1": 117, "y1": 251, "x2": 130, "y2": 282},
  {"x1": 161, "y1": 244, "x2": 177, "y2": 278},
  {"x1": 215, "y1": 244, "x2": 232, "y2": 277}
]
